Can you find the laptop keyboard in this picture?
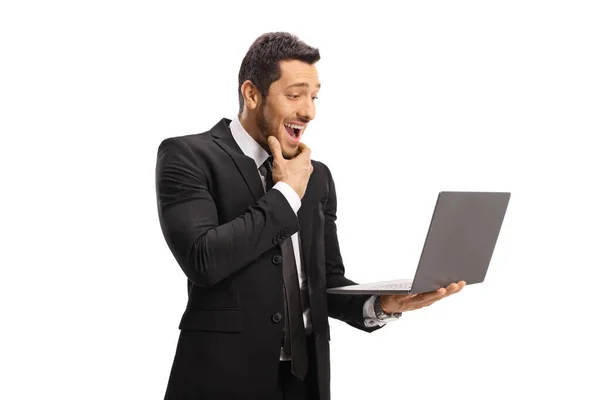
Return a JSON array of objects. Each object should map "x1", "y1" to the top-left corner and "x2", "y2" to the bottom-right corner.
[{"x1": 370, "y1": 280, "x2": 413, "y2": 290}]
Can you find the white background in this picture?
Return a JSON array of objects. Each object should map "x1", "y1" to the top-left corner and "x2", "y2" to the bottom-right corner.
[{"x1": 1, "y1": 0, "x2": 599, "y2": 399}]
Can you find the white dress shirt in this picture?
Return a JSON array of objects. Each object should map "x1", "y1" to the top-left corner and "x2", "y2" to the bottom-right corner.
[{"x1": 228, "y1": 115, "x2": 398, "y2": 359}]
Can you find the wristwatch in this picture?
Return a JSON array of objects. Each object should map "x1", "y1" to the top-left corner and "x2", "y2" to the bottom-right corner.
[{"x1": 374, "y1": 295, "x2": 402, "y2": 320}]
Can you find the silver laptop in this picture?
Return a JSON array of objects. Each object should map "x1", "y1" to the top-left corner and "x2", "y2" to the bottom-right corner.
[{"x1": 326, "y1": 191, "x2": 511, "y2": 295}]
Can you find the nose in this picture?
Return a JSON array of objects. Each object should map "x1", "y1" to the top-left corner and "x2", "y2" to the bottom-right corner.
[{"x1": 298, "y1": 97, "x2": 316, "y2": 122}]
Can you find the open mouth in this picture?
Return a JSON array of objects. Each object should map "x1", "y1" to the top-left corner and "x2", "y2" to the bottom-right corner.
[{"x1": 284, "y1": 122, "x2": 305, "y2": 141}]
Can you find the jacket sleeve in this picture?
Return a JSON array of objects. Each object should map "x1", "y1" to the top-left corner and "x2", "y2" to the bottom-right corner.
[
  {"x1": 322, "y1": 163, "x2": 383, "y2": 333},
  {"x1": 155, "y1": 137, "x2": 300, "y2": 287}
]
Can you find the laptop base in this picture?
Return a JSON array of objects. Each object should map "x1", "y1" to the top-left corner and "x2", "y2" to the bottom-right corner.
[{"x1": 326, "y1": 279, "x2": 413, "y2": 295}]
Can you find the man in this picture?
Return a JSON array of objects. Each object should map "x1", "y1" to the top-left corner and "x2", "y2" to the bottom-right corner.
[{"x1": 155, "y1": 32, "x2": 465, "y2": 400}]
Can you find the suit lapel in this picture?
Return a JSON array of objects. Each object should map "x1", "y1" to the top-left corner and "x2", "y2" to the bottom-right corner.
[{"x1": 210, "y1": 118, "x2": 265, "y2": 203}]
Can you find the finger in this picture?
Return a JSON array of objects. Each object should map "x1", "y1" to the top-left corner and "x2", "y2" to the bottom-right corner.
[
  {"x1": 445, "y1": 281, "x2": 466, "y2": 296},
  {"x1": 422, "y1": 299, "x2": 440, "y2": 308},
  {"x1": 453, "y1": 281, "x2": 466, "y2": 293},
  {"x1": 409, "y1": 298, "x2": 439, "y2": 311},
  {"x1": 297, "y1": 141, "x2": 309, "y2": 152},
  {"x1": 444, "y1": 283, "x2": 460, "y2": 295},
  {"x1": 267, "y1": 136, "x2": 284, "y2": 162},
  {"x1": 391, "y1": 294, "x2": 417, "y2": 307},
  {"x1": 296, "y1": 142, "x2": 311, "y2": 159},
  {"x1": 414, "y1": 288, "x2": 446, "y2": 304},
  {"x1": 423, "y1": 290, "x2": 451, "y2": 306},
  {"x1": 400, "y1": 289, "x2": 445, "y2": 309},
  {"x1": 392, "y1": 293, "x2": 417, "y2": 301}
]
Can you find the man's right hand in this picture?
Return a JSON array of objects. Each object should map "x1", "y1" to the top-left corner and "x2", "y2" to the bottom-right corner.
[{"x1": 267, "y1": 136, "x2": 313, "y2": 199}]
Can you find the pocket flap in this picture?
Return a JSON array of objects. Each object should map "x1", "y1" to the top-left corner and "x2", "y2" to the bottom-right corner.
[{"x1": 178, "y1": 308, "x2": 245, "y2": 332}]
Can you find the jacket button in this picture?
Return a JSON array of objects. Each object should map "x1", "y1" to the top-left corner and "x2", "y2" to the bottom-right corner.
[
  {"x1": 272, "y1": 312, "x2": 282, "y2": 323},
  {"x1": 272, "y1": 255, "x2": 282, "y2": 264}
]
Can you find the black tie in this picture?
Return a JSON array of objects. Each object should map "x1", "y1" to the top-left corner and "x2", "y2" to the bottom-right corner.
[
  {"x1": 263, "y1": 156, "x2": 275, "y2": 191},
  {"x1": 261, "y1": 157, "x2": 308, "y2": 380}
]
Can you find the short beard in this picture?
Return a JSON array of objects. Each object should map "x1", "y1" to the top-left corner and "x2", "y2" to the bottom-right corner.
[
  {"x1": 256, "y1": 102, "x2": 291, "y2": 159},
  {"x1": 255, "y1": 102, "x2": 271, "y2": 139}
]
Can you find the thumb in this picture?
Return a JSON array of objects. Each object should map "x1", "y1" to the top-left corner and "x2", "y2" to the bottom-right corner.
[{"x1": 267, "y1": 136, "x2": 284, "y2": 162}]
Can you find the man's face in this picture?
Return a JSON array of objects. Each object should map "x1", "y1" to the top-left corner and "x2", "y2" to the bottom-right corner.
[{"x1": 256, "y1": 60, "x2": 320, "y2": 159}]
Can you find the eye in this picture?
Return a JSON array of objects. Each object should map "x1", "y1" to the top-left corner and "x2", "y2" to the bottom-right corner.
[
  {"x1": 287, "y1": 94, "x2": 300, "y2": 99},
  {"x1": 312, "y1": 96, "x2": 319, "y2": 101}
]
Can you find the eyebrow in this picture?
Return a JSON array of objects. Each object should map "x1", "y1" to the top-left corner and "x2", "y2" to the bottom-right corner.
[{"x1": 285, "y1": 82, "x2": 321, "y2": 90}]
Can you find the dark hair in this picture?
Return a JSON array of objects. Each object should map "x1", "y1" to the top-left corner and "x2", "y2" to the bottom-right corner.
[{"x1": 237, "y1": 32, "x2": 320, "y2": 114}]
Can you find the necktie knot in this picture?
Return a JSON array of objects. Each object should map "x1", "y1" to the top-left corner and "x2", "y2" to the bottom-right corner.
[{"x1": 262, "y1": 156, "x2": 273, "y2": 171}]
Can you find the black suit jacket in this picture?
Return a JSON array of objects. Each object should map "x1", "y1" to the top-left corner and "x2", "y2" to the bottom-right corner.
[{"x1": 155, "y1": 118, "x2": 381, "y2": 400}]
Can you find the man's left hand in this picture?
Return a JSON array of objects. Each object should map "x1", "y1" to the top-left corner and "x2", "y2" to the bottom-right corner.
[{"x1": 380, "y1": 281, "x2": 467, "y2": 314}]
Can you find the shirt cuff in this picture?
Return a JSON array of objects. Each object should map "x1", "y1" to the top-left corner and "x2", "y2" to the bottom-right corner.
[
  {"x1": 363, "y1": 295, "x2": 401, "y2": 328},
  {"x1": 273, "y1": 181, "x2": 301, "y2": 214}
]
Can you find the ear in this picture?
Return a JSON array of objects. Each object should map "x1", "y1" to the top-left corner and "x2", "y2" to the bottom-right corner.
[{"x1": 240, "y1": 80, "x2": 262, "y2": 110}]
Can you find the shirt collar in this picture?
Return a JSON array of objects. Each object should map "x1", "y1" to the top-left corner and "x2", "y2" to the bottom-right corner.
[{"x1": 229, "y1": 114, "x2": 269, "y2": 170}]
